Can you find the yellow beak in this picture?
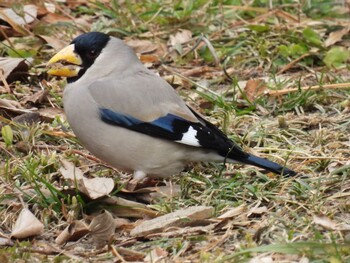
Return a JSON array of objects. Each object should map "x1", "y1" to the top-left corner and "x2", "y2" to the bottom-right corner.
[{"x1": 47, "y1": 44, "x2": 83, "y2": 77}]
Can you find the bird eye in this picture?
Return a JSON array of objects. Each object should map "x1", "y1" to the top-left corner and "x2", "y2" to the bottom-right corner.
[{"x1": 88, "y1": 49, "x2": 98, "y2": 58}]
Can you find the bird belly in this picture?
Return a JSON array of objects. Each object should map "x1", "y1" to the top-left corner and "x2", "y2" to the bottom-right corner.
[{"x1": 63, "y1": 92, "x2": 193, "y2": 177}]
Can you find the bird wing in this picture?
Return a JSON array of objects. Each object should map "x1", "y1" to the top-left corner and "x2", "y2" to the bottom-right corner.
[{"x1": 87, "y1": 68, "x2": 248, "y2": 157}]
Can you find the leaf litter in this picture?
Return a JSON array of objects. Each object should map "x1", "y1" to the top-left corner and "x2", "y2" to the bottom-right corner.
[{"x1": 0, "y1": 1, "x2": 350, "y2": 262}]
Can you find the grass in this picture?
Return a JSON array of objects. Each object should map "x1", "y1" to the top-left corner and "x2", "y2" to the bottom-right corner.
[{"x1": 1, "y1": 0, "x2": 350, "y2": 262}]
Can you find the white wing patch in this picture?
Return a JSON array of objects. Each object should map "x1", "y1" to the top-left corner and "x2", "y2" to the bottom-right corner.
[{"x1": 176, "y1": 126, "x2": 201, "y2": 147}]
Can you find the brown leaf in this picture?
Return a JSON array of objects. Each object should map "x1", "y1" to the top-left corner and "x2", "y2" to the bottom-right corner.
[
  {"x1": 169, "y1": 29, "x2": 192, "y2": 46},
  {"x1": 38, "y1": 107, "x2": 65, "y2": 122},
  {"x1": 0, "y1": 5, "x2": 37, "y2": 26},
  {"x1": 55, "y1": 220, "x2": 89, "y2": 245},
  {"x1": 102, "y1": 196, "x2": 160, "y2": 219},
  {"x1": 12, "y1": 112, "x2": 40, "y2": 125},
  {"x1": 313, "y1": 215, "x2": 338, "y2": 230},
  {"x1": 248, "y1": 206, "x2": 268, "y2": 216},
  {"x1": 0, "y1": 57, "x2": 31, "y2": 83},
  {"x1": 22, "y1": 90, "x2": 48, "y2": 105},
  {"x1": 59, "y1": 159, "x2": 114, "y2": 199},
  {"x1": 40, "y1": 12, "x2": 73, "y2": 24},
  {"x1": 242, "y1": 79, "x2": 267, "y2": 102},
  {"x1": 218, "y1": 204, "x2": 246, "y2": 219},
  {"x1": 125, "y1": 39, "x2": 158, "y2": 54},
  {"x1": 0, "y1": 237, "x2": 13, "y2": 246},
  {"x1": 125, "y1": 184, "x2": 181, "y2": 203},
  {"x1": 37, "y1": 35, "x2": 68, "y2": 51},
  {"x1": 144, "y1": 247, "x2": 168, "y2": 263},
  {"x1": 89, "y1": 210, "x2": 116, "y2": 247},
  {"x1": 146, "y1": 224, "x2": 216, "y2": 239},
  {"x1": 325, "y1": 26, "x2": 350, "y2": 47},
  {"x1": 113, "y1": 247, "x2": 145, "y2": 262},
  {"x1": 11, "y1": 208, "x2": 44, "y2": 239},
  {"x1": 130, "y1": 206, "x2": 214, "y2": 236},
  {"x1": 0, "y1": 98, "x2": 36, "y2": 114}
]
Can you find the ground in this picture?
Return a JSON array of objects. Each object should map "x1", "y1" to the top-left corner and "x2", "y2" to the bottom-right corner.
[{"x1": 0, "y1": 1, "x2": 350, "y2": 262}]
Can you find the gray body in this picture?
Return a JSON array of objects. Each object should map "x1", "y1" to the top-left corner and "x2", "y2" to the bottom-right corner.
[{"x1": 63, "y1": 38, "x2": 224, "y2": 178}]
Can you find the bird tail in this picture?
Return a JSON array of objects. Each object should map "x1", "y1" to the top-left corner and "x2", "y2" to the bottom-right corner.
[{"x1": 230, "y1": 153, "x2": 296, "y2": 176}]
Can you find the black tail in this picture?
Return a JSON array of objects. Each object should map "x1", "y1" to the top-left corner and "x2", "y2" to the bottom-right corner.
[{"x1": 233, "y1": 154, "x2": 297, "y2": 176}]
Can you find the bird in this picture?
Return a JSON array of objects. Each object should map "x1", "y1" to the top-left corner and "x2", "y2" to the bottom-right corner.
[{"x1": 47, "y1": 32, "x2": 296, "y2": 186}]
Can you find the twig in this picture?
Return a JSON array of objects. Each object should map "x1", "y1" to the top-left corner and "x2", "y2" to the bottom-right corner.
[
  {"x1": 266, "y1": 82, "x2": 350, "y2": 96},
  {"x1": 0, "y1": 69, "x2": 11, "y2": 93},
  {"x1": 277, "y1": 52, "x2": 311, "y2": 75}
]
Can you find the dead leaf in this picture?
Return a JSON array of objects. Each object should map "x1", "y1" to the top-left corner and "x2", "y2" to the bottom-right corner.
[
  {"x1": 102, "y1": 196, "x2": 160, "y2": 219},
  {"x1": 125, "y1": 39, "x2": 158, "y2": 54},
  {"x1": 22, "y1": 90, "x2": 48, "y2": 105},
  {"x1": 39, "y1": 12, "x2": 72, "y2": 24},
  {"x1": 59, "y1": 159, "x2": 114, "y2": 199},
  {"x1": 55, "y1": 220, "x2": 89, "y2": 245},
  {"x1": 169, "y1": 29, "x2": 192, "y2": 46},
  {"x1": 113, "y1": 247, "x2": 145, "y2": 262},
  {"x1": 146, "y1": 224, "x2": 216, "y2": 239},
  {"x1": 11, "y1": 208, "x2": 44, "y2": 239},
  {"x1": 313, "y1": 215, "x2": 338, "y2": 230},
  {"x1": 218, "y1": 204, "x2": 246, "y2": 219},
  {"x1": 37, "y1": 35, "x2": 68, "y2": 51},
  {"x1": 144, "y1": 247, "x2": 168, "y2": 263},
  {"x1": 12, "y1": 112, "x2": 40, "y2": 124},
  {"x1": 126, "y1": 184, "x2": 181, "y2": 203},
  {"x1": 241, "y1": 79, "x2": 267, "y2": 102},
  {"x1": 130, "y1": 206, "x2": 214, "y2": 236},
  {"x1": 325, "y1": 26, "x2": 350, "y2": 47},
  {"x1": 0, "y1": 98, "x2": 36, "y2": 114},
  {"x1": 38, "y1": 107, "x2": 65, "y2": 122},
  {"x1": 0, "y1": 237, "x2": 13, "y2": 246},
  {"x1": 0, "y1": 57, "x2": 31, "y2": 83},
  {"x1": 0, "y1": 5, "x2": 37, "y2": 26},
  {"x1": 248, "y1": 206, "x2": 268, "y2": 216},
  {"x1": 89, "y1": 210, "x2": 116, "y2": 247}
]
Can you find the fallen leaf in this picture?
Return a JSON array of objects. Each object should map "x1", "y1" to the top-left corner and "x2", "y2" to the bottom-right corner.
[
  {"x1": 248, "y1": 206, "x2": 268, "y2": 216},
  {"x1": 126, "y1": 184, "x2": 181, "y2": 203},
  {"x1": 11, "y1": 208, "x2": 44, "y2": 239},
  {"x1": 102, "y1": 196, "x2": 160, "y2": 219},
  {"x1": 0, "y1": 98, "x2": 36, "y2": 114},
  {"x1": 0, "y1": 57, "x2": 31, "y2": 83},
  {"x1": 130, "y1": 206, "x2": 214, "y2": 236},
  {"x1": 39, "y1": 12, "x2": 72, "y2": 24},
  {"x1": 37, "y1": 35, "x2": 68, "y2": 51},
  {"x1": 0, "y1": 5, "x2": 37, "y2": 26},
  {"x1": 218, "y1": 204, "x2": 246, "y2": 219},
  {"x1": 22, "y1": 90, "x2": 48, "y2": 105},
  {"x1": 89, "y1": 210, "x2": 116, "y2": 247},
  {"x1": 325, "y1": 26, "x2": 350, "y2": 47},
  {"x1": 313, "y1": 215, "x2": 338, "y2": 230},
  {"x1": 55, "y1": 220, "x2": 89, "y2": 245},
  {"x1": 146, "y1": 224, "x2": 216, "y2": 239},
  {"x1": 12, "y1": 112, "x2": 40, "y2": 125},
  {"x1": 0, "y1": 237, "x2": 13, "y2": 246},
  {"x1": 125, "y1": 39, "x2": 158, "y2": 54},
  {"x1": 113, "y1": 247, "x2": 146, "y2": 261},
  {"x1": 38, "y1": 107, "x2": 65, "y2": 122},
  {"x1": 144, "y1": 247, "x2": 168, "y2": 263},
  {"x1": 241, "y1": 79, "x2": 267, "y2": 102},
  {"x1": 59, "y1": 159, "x2": 114, "y2": 199},
  {"x1": 169, "y1": 29, "x2": 192, "y2": 46}
]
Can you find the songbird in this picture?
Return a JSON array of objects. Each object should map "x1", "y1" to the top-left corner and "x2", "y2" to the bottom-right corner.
[{"x1": 47, "y1": 32, "x2": 296, "y2": 184}]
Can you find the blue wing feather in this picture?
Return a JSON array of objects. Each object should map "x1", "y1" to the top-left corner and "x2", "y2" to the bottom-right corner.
[{"x1": 99, "y1": 108, "x2": 189, "y2": 140}]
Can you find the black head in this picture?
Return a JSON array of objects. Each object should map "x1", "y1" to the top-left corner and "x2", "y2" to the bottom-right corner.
[{"x1": 69, "y1": 32, "x2": 111, "y2": 82}]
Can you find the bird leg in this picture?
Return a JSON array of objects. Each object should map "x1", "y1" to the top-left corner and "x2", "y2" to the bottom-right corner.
[{"x1": 126, "y1": 170, "x2": 147, "y2": 191}]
